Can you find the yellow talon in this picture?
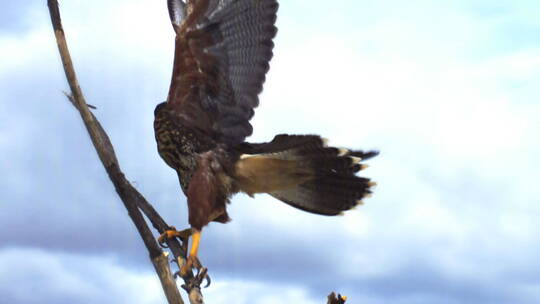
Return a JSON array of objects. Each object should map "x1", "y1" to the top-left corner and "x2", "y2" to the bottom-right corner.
[
  {"x1": 158, "y1": 227, "x2": 193, "y2": 245},
  {"x1": 179, "y1": 230, "x2": 201, "y2": 276}
]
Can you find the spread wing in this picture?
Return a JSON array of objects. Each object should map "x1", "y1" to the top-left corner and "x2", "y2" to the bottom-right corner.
[{"x1": 166, "y1": 0, "x2": 278, "y2": 145}]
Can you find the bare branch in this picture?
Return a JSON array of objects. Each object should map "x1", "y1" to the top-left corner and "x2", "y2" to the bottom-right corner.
[{"x1": 46, "y1": 1, "x2": 205, "y2": 303}]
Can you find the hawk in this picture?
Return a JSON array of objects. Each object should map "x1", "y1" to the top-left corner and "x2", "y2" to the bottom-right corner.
[{"x1": 154, "y1": 0, "x2": 378, "y2": 275}]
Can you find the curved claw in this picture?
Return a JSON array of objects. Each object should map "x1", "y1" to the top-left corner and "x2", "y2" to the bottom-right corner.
[
  {"x1": 184, "y1": 267, "x2": 211, "y2": 290},
  {"x1": 202, "y1": 269, "x2": 211, "y2": 288},
  {"x1": 157, "y1": 233, "x2": 169, "y2": 248},
  {"x1": 192, "y1": 260, "x2": 211, "y2": 288},
  {"x1": 177, "y1": 257, "x2": 211, "y2": 289},
  {"x1": 180, "y1": 283, "x2": 189, "y2": 292},
  {"x1": 158, "y1": 227, "x2": 192, "y2": 248}
]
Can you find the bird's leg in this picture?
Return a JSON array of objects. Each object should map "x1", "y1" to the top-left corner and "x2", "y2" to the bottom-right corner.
[
  {"x1": 158, "y1": 226, "x2": 193, "y2": 247},
  {"x1": 159, "y1": 227, "x2": 210, "y2": 286},
  {"x1": 180, "y1": 229, "x2": 201, "y2": 276}
]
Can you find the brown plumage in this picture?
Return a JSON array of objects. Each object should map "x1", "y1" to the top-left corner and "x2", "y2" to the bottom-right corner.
[{"x1": 155, "y1": 0, "x2": 378, "y2": 273}]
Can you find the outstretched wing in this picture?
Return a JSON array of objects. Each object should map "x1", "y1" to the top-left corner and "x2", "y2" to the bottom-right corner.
[{"x1": 166, "y1": 0, "x2": 278, "y2": 145}]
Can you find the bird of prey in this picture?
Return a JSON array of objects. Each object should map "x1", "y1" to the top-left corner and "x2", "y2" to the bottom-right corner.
[{"x1": 154, "y1": 0, "x2": 378, "y2": 275}]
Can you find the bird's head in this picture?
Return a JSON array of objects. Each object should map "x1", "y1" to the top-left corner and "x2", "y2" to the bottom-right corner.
[{"x1": 154, "y1": 101, "x2": 168, "y2": 118}]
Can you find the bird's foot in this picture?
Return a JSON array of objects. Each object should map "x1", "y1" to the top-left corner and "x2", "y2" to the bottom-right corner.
[
  {"x1": 177, "y1": 255, "x2": 211, "y2": 288},
  {"x1": 162, "y1": 228, "x2": 210, "y2": 287},
  {"x1": 158, "y1": 226, "x2": 193, "y2": 247},
  {"x1": 180, "y1": 254, "x2": 199, "y2": 276}
]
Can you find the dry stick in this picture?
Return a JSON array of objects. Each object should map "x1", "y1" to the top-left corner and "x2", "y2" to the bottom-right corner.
[
  {"x1": 63, "y1": 93, "x2": 204, "y2": 303},
  {"x1": 47, "y1": 1, "x2": 205, "y2": 303}
]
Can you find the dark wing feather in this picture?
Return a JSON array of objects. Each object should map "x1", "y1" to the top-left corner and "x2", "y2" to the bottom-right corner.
[
  {"x1": 167, "y1": 0, "x2": 186, "y2": 29},
  {"x1": 166, "y1": 0, "x2": 278, "y2": 145}
]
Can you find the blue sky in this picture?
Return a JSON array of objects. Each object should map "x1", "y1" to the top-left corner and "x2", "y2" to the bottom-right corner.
[{"x1": 1, "y1": 0, "x2": 539, "y2": 303}]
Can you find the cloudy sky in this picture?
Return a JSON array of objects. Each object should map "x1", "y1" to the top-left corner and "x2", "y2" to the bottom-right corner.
[{"x1": 1, "y1": 0, "x2": 539, "y2": 303}]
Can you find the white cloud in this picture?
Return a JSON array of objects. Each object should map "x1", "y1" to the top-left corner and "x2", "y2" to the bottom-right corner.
[
  {"x1": 0, "y1": 29, "x2": 55, "y2": 73},
  {"x1": 0, "y1": 247, "x2": 328, "y2": 304},
  {"x1": 206, "y1": 279, "x2": 318, "y2": 304},
  {"x1": 0, "y1": 248, "x2": 163, "y2": 304}
]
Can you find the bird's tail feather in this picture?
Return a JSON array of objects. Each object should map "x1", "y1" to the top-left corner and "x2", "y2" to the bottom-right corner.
[{"x1": 236, "y1": 134, "x2": 378, "y2": 215}]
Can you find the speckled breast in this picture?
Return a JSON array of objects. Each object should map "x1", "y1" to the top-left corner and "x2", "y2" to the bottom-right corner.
[{"x1": 154, "y1": 112, "x2": 216, "y2": 194}]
